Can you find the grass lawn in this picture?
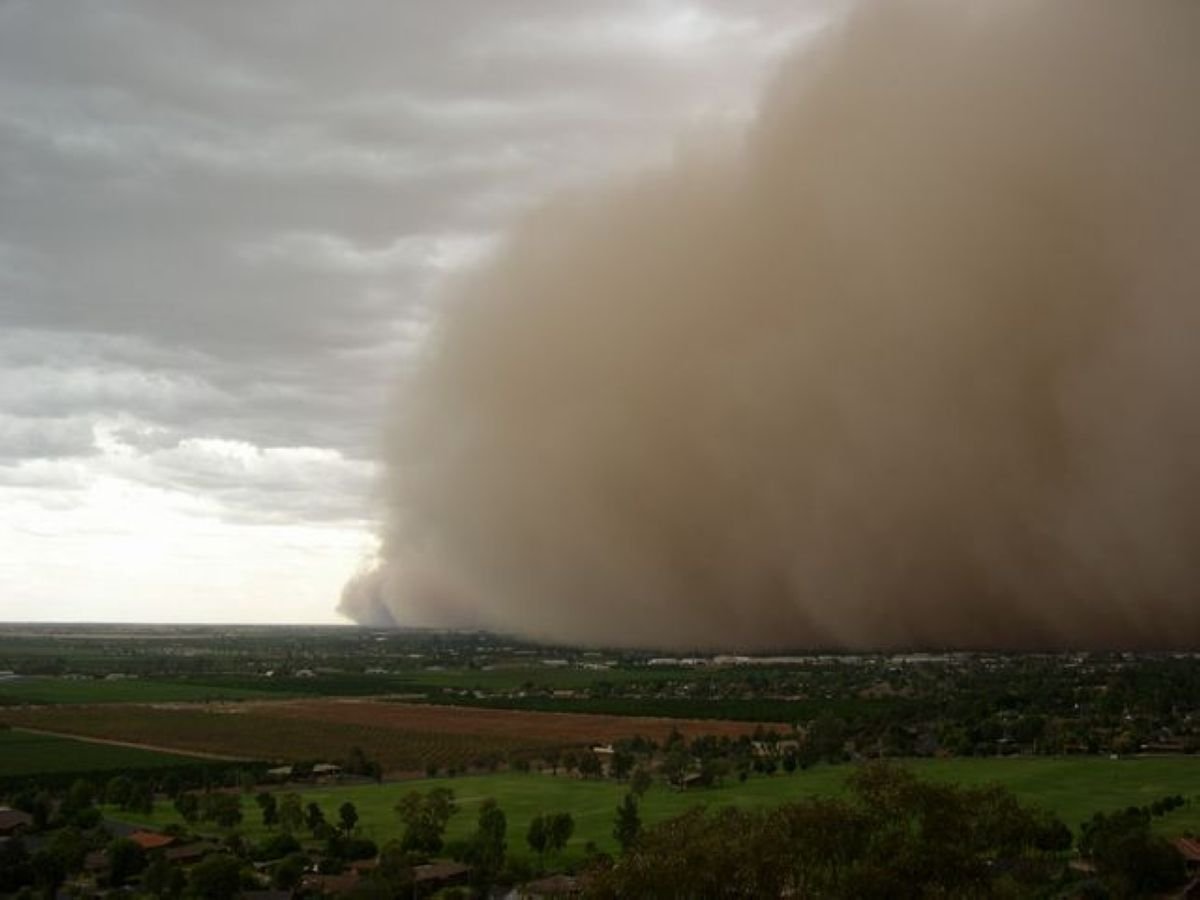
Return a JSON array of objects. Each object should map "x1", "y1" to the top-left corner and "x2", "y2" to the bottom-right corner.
[
  {"x1": 0, "y1": 728, "x2": 208, "y2": 777},
  {"x1": 105, "y1": 756, "x2": 1200, "y2": 864}
]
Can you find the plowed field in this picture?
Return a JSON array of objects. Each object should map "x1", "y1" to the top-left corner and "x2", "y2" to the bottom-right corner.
[
  {"x1": 254, "y1": 698, "x2": 763, "y2": 743},
  {"x1": 1, "y1": 700, "x2": 764, "y2": 774}
]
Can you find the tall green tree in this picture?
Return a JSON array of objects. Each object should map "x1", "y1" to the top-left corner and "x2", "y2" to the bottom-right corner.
[
  {"x1": 187, "y1": 854, "x2": 244, "y2": 900},
  {"x1": 339, "y1": 801, "x2": 359, "y2": 835},
  {"x1": 305, "y1": 801, "x2": 326, "y2": 835},
  {"x1": 106, "y1": 838, "x2": 146, "y2": 888},
  {"x1": 395, "y1": 788, "x2": 457, "y2": 855},
  {"x1": 255, "y1": 792, "x2": 278, "y2": 828},
  {"x1": 466, "y1": 798, "x2": 507, "y2": 886},
  {"x1": 277, "y1": 793, "x2": 304, "y2": 834},
  {"x1": 527, "y1": 814, "x2": 548, "y2": 866},
  {"x1": 613, "y1": 793, "x2": 641, "y2": 852}
]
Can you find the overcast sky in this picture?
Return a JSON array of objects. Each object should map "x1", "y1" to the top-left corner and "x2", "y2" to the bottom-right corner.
[{"x1": 0, "y1": 1, "x2": 834, "y2": 624}]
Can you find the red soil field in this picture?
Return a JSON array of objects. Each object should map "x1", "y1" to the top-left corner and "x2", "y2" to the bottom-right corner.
[
  {"x1": 1, "y1": 700, "x2": 768, "y2": 773},
  {"x1": 250, "y1": 698, "x2": 765, "y2": 744}
]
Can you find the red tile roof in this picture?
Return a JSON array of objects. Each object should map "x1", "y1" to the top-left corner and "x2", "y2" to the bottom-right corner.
[
  {"x1": 1175, "y1": 837, "x2": 1200, "y2": 862},
  {"x1": 128, "y1": 831, "x2": 176, "y2": 850}
]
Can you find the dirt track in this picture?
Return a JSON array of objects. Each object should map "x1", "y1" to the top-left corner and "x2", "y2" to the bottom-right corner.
[{"x1": 10, "y1": 725, "x2": 250, "y2": 761}]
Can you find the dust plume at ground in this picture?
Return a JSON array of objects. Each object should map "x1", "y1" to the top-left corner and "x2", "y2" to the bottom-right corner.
[{"x1": 341, "y1": 1, "x2": 1200, "y2": 650}]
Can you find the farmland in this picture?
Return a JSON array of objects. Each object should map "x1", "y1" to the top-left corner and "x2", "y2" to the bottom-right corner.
[
  {"x1": 103, "y1": 756, "x2": 1200, "y2": 864},
  {"x1": 0, "y1": 676, "x2": 293, "y2": 706},
  {"x1": 5, "y1": 627, "x2": 1200, "y2": 897},
  {"x1": 0, "y1": 728, "x2": 207, "y2": 778},
  {"x1": 255, "y1": 699, "x2": 763, "y2": 743},
  {"x1": 0, "y1": 700, "x2": 762, "y2": 773}
]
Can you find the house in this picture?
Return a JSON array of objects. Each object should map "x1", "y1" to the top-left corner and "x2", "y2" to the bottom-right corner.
[
  {"x1": 127, "y1": 830, "x2": 176, "y2": 851},
  {"x1": 1141, "y1": 739, "x2": 1186, "y2": 754},
  {"x1": 751, "y1": 739, "x2": 801, "y2": 758},
  {"x1": 520, "y1": 874, "x2": 587, "y2": 897},
  {"x1": 1175, "y1": 837, "x2": 1200, "y2": 872},
  {"x1": 300, "y1": 872, "x2": 360, "y2": 895},
  {"x1": 0, "y1": 807, "x2": 33, "y2": 837},
  {"x1": 413, "y1": 860, "x2": 470, "y2": 890},
  {"x1": 164, "y1": 841, "x2": 218, "y2": 865}
]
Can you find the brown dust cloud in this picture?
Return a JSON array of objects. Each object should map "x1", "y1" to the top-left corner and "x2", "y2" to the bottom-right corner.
[{"x1": 341, "y1": 1, "x2": 1200, "y2": 650}]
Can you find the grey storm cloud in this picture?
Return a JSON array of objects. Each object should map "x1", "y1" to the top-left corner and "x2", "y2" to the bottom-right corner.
[{"x1": 1, "y1": 1, "x2": 815, "y2": 533}]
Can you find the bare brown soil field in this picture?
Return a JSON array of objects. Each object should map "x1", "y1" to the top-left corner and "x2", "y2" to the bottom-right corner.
[
  {"x1": 1, "y1": 700, "x2": 763, "y2": 774},
  {"x1": 251, "y1": 699, "x2": 764, "y2": 743}
]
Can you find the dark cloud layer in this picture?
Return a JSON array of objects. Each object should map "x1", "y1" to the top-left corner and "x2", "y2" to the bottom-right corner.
[
  {"x1": 344, "y1": 0, "x2": 1200, "y2": 650},
  {"x1": 2, "y1": 1, "x2": 809, "y2": 548}
]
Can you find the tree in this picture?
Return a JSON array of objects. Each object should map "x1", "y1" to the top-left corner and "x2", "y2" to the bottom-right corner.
[
  {"x1": 526, "y1": 815, "x2": 549, "y2": 865},
  {"x1": 578, "y1": 751, "x2": 604, "y2": 779},
  {"x1": 630, "y1": 767, "x2": 653, "y2": 798},
  {"x1": 395, "y1": 788, "x2": 457, "y2": 855},
  {"x1": 31, "y1": 848, "x2": 66, "y2": 897},
  {"x1": 174, "y1": 792, "x2": 200, "y2": 823},
  {"x1": 272, "y1": 853, "x2": 307, "y2": 891},
  {"x1": 305, "y1": 801, "x2": 326, "y2": 835},
  {"x1": 256, "y1": 791, "x2": 278, "y2": 828},
  {"x1": 106, "y1": 838, "x2": 146, "y2": 887},
  {"x1": 1081, "y1": 807, "x2": 1187, "y2": 896},
  {"x1": 277, "y1": 793, "x2": 304, "y2": 834},
  {"x1": 345, "y1": 746, "x2": 383, "y2": 781},
  {"x1": 187, "y1": 853, "x2": 244, "y2": 900},
  {"x1": 60, "y1": 779, "x2": 96, "y2": 822},
  {"x1": 201, "y1": 793, "x2": 243, "y2": 829},
  {"x1": 253, "y1": 832, "x2": 301, "y2": 862},
  {"x1": 661, "y1": 749, "x2": 690, "y2": 788},
  {"x1": 562, "y1": 751, "x2": 580, "y2": 776},
  {"x1": 127, "y1": 780, "x2": 154, "y2": 814},
  {"x1": 807, "y1": 714, "x2": 847, "y2": 764},
  {"x1": 376, "y1": 839, "x2": 416, "y2": 888},
  {"x1": 610, "y1": 749, "x2": 635, "y2": 781},
  {"x1": 104, "y1": 775, "x2": 133, "y2": 808},
  {"x1": 143, "y1": 855, "x2": 186, "y2": 899},
  {"x1": 161, "y1": 772, "x2": 183, "y2": 799},
  {"x1": 547, "y1": 812, "x2": 574, "y2": 856},
  {"x1": 590, "y1": 763, "x2": 1076, "y2": 899},
  {"x1": 466, "y1": 799, "x2": 507, "y2": 887},
  {"x1": 339, "y1": 801, "x2": 359, "y2": 835},
  {"x1": 697, "y1": 756, "x2": 730, "y2": 788},
  {"x1": 45, "y1": 827, "x2": 87, "y2": 876},
  {"x1": 613, "y1": 794, "x2": 641, "y2": 852}
]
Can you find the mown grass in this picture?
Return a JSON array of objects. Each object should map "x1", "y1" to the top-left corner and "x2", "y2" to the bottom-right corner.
[{"x1": 105, "y1": 756, "x2": 1200, "y2": 864}]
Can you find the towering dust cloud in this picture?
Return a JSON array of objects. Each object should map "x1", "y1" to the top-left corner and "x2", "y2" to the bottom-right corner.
[{"x1": 341, "y1": 1, "x2": 1200, "y2": 649}]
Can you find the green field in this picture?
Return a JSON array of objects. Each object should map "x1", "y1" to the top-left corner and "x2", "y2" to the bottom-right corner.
[
  {"x1": 0, "y1": 669, "x2": 675, "y2": 706},
  {"x1": 0, "y1": 677, "x2": 294, "y2": 706},
  {"x1": 0, "y1": 729, "x2": 208, "y2": 777},
  {"x1": 105, "y1": 756, "x2": 1200, "y2": 863},
  {"x1": 0, "y1": 670, "x2": 827, "y2": 723}
]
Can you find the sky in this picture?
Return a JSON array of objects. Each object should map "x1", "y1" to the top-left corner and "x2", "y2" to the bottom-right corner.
[{"x1": 0, "y1": 1, "x2": 833, "y2": 624}]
